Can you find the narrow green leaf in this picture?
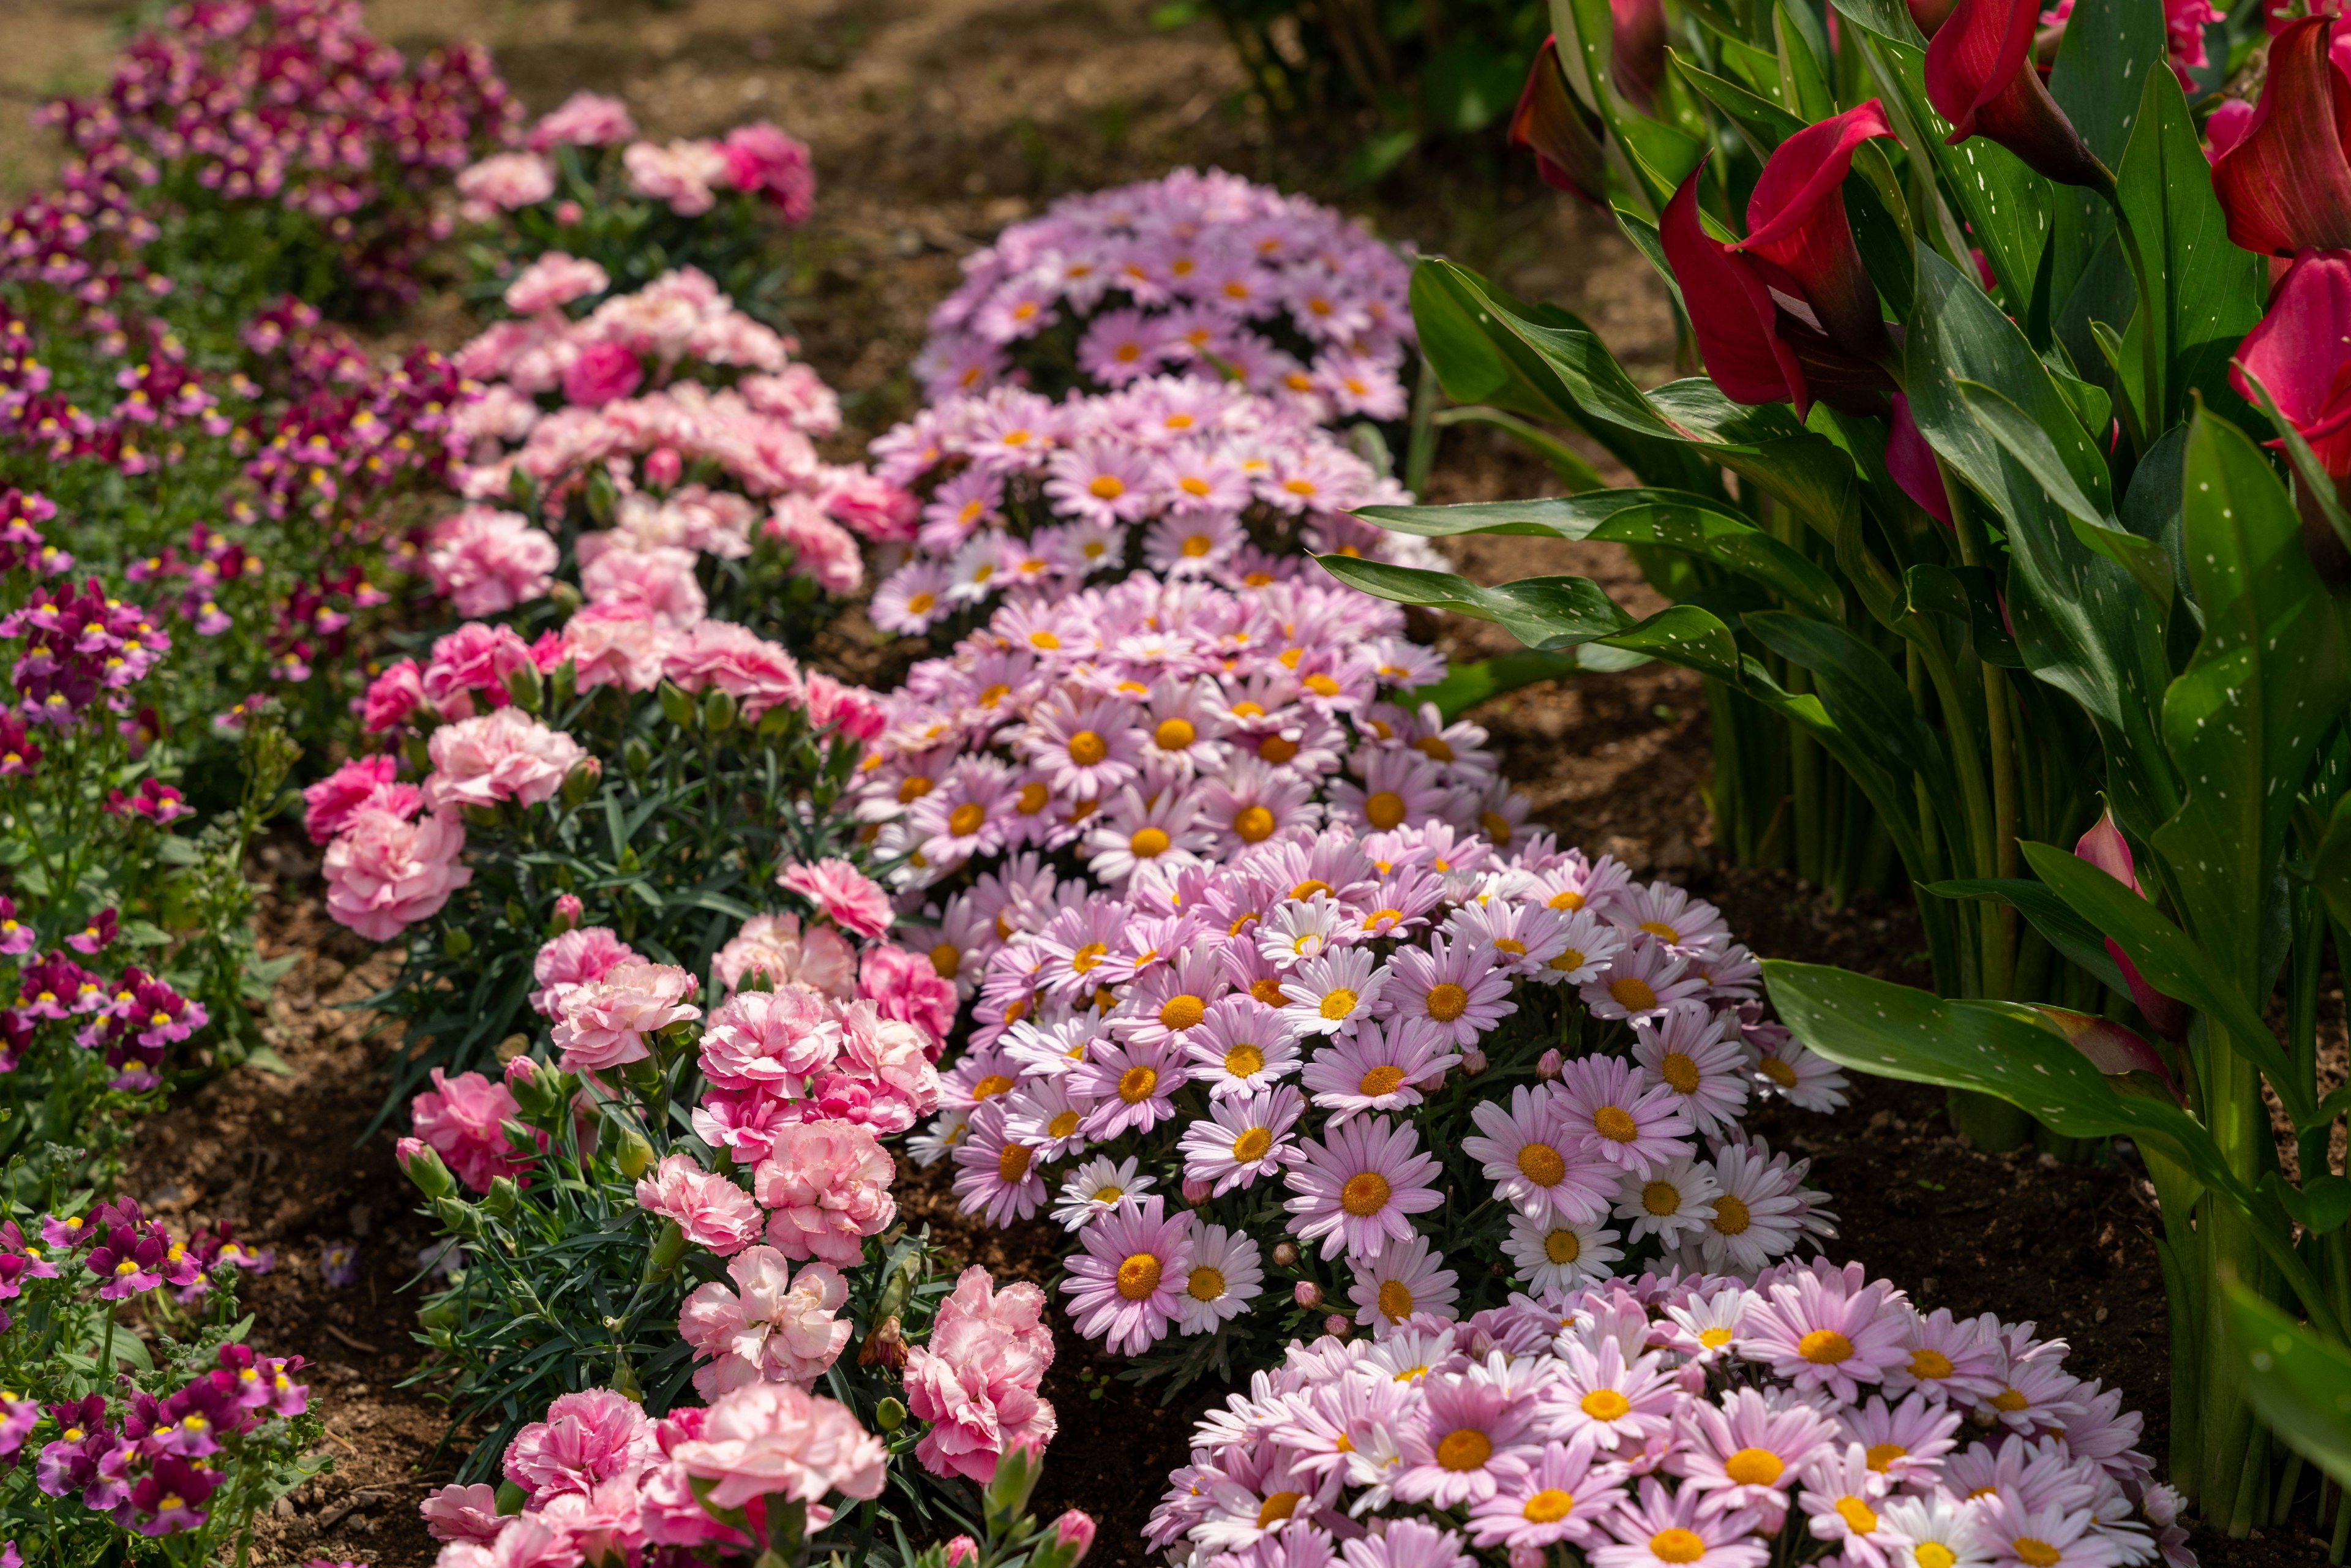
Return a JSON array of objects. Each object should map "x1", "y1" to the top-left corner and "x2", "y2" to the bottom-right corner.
[
  {"x1": 2222, "y1": 1280, "x2": 2351, "y2": 1487},
  {"x1": 1954, "y1": 377, "x2": 2172, "y2": 610},
  {"x1": 1921, "y1": 876, "x2": 2129, "y2": 992}
]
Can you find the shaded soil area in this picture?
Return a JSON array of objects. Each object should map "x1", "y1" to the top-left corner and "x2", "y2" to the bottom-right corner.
[{"x1": 0, "y1": 1, "x2": 2313, "y2": 1566}]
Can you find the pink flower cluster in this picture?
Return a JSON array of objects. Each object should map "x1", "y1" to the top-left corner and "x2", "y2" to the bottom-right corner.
[
  {"x1": 457, "y1": 94, "x2": 815, "y2": 223},
  {"x1": 422, "y1": 1381, "x2": 885, "y2": 1566},
  {"x1": 1147, "y1": 1260, "x2": 2191, "y2": 1568},
  {"x1": 865, "y1": 377, "x2": 1436, "y2": 628},
  {"x1": 32, "y1": 1340, "x2": 307, "y2": 1539},
  {"x1": 902, "y1": 1266, "x2": 1059, "y2": 1484},
  {"x1": 410, "y1": 1064, "x2": 547, "y2": 1193},
  {"x1": 918, "y1": 168, "x2": 1414, "y2": 421}
]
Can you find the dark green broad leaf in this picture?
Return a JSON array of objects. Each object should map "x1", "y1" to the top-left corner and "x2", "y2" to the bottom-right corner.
[
  {"x1": 1764, "y1": 960, "x2": 2257, "y2": 1207},
  {"x1": 2115, "y1": 67, "x2": 2265, "y2": 429},
  {"x1": 1901, "y1": 562, "x2": 2022, "y2": 667},
  {"x1": 1672, "y1": 49, "x2": 1805, "y2": 149},
  {"x1": 2155, "y1": 413, "x2": 2351, "y2": 1026},
  {"x1": 2019, "y1": 838, "x2": 2300, "y2": 1109},
  {"x1": 1828, "y1": 0, "x2": 1927, "y2": 48},
  {"x1": 1744, "y1": 611, "x2": 1961, "y2": 808},
  {"x1": 1355, "y1": 490, "x2": 1843, "y2": 619},
  {"x1": 2223, "y1": 1280, "x2": 2351, "y2": 1485},
  {"x1": 1555, "y1": 0, "x2": 1705, "y2": 212},
  {"x1": 2047, "y1": 0, "x2": 2164, "y2": 168},
  {"x1": 1955, "y1": 377, "x2": 2173, "y2": 610},
  {"x1": 1409, "y1": 260, "x2": 1721, "y2": 495},
  {"x1": 1922, "y1": 875, "x2": 2129, "y2": 992},
  {"x1": 1907, "y1": 249, "x2": 2181, "y2": 839},
  {"x1": 2262, "y1": 1172, "x2": 2351, "y2": 1237},
  {"x1": 1406, "y1": 646, "x2": 1651, "y2": 721},
  {"x1": 2312, "y1": 790, "x2": 2351, "y2": 936}
]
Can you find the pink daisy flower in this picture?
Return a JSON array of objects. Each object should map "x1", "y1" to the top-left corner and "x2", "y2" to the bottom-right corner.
[
  {"x1": 949, "y1": 1101, "x2": 1047, "y2": 1226},
  {"x1": 1545, "y1": 1338, "x2": 1679, "y2": 1454},
  {"x1": 1178, "y1": 1085, "x2": 1305, "y2": 1196},
  {"x1": 1278, "y1": 947, "x2": 1389, "y2": 1038},
  {"x1": 1972, "y1": 1488, "x2": 2128, "y2": 1568},
  {"x1": 1299, "y1": 1018, "x2": 1460, "y2": 1121},
  {"x1": 1068, "y1": 1033, "x2": 1188, "y2": 1140},
  {"x1": 1466, "y1": 1438, "x2": 1630, "y2": 1551},
  {"x1": 1799, "y1": 1444, "x2": 1899, "y2": 1567},
  {"x1": 1018, "y1": 692, "x2": 1144, "y2": 800},
  {"x1": 1737, "y1": 1265, "x2": 1913, "y2": 1403},
  {"x1": 1588, "y1": 1477, "x2": 1771, "y2": 1568},
  {"x1": 1379, "y1": 936, "x2": 1514, "y2": 1046},
  {"x1": 1393, "y1": 1368, "x2": 1545, "y2": 1508},
  {"x1": 1046, "y1": 441, "x2": 1158, "y2": 527},
  {"x1": 1631, "y1": 1002, "x2": 1752, "y2": 1136},
  {"x1": 1182, "y1": 994, "x2": 1302, "y2": 1097},
  {"x1": 1607, "y1": 881, "x2": 1731, "y2": 958},
  {"x1": 1581, "y1": 937, "x2": 1710, "y2": 1024},
  {"x1": 1284, "y1": 1114, "x2": 1443, "y2": 1261},
  {"x1": 1668, "y1": 1384, "x2": 1839, "y2": 1518},
  {"x1": 1462, "y1": 1084, "x2": 1616, "y2": 1225},
  {"x1": 1061, "y1": 1196, "x2": 1194, "y2": 1356},
  {"x1": 1837, "y1": 1393, "x2": 1963, "y2": 1488},
  {"x1": 1346, "y1": 1232, "x2": 1460, "y2": 1331},
  {"x1": 1554, "y1": 1054, "x2": 1697, "y2": 1174}
]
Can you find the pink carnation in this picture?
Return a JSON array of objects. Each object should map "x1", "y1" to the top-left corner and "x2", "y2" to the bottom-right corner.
[
  {"x1": 530, "y1": 91, "x2": 638, "y2": 151},
  {"x1": 700, "y1": 986, "x2": 842, "y2": 1092},
  {"x1": 624, "y1": 140, "x2": 731, "y2": 217},
  {"x1": 564, "y1": 342, "x2": 646, "y2": 408},
  {"x1": 752, "y1": 1119, "x2": 897, "y2": 1266},
  {"x1": 560, "y1": 601, "x2": 668, "y2": 693},
  {"x1": 713, "y1": 912, "x2": 857, "y2": 999},
  {"x1": 858, "y1": 945, "x2": 957, "y2": 1056},
  {"x1": 532, "y1": 926, "x2": 642, "y2": 1018},
  {"x1": 420, "y1": 1482, "x2": 504, "y2": 1545},
  {"x1": 719, "y1": 122, "x2": 816, "y2": 222},
  {"x1": 903, "y1": 1266, "x2": 1059, "y2": 1484},
  {"x1": 422, "y1": 622, "x2": 552, "y2": 720},
  {"x1": 679, "y1": 1247, "x2": 852, "y2": 1396},
  {"x1": 766, "y1": 497, "x2": 864, "y2": 595},
  {"x1": 505, "y1": 252, "x2": 612, "y2": 315},
  {"x1": 412, "y1": 1067, "x2": 544, "y2": 1195},
  {"x1": 803, "y1": 673, "x2": 885, "y2": 743},
  {"x1": 503, "y1": 1387, "x2": 659, "y2": 1503},
  {"x1": 668, "y1": 1379, "x2": 887, "y2": 1512},
  {"x1": 302, "y1": 754, "x2": 402, "y2": 845},
  {"x1": 458, "y1": 151, "x2": 556, "y2": 212},
  {"x1": 779, "y1": 858, "x2": 893, "y2": 939},
  {"x1": 361, "y1": 658, "x2": 425, "y2": 733},
  {"x1": 426, "y1": 508, "x2": 560, "y2": 618},
  {"x1": 580, "y1": 541, "x2": 706, "y2": 627},
  {"x1": 809, "y1": 1006, "x2": 941, "y2": 1136},
  {"x1": 821, "y1": 470, "x2": 920, "y2": 542},
  {"x1": 662, "y1": 621, "x2": 803, "y2": 719},
  {"x1": 426, "y1": 708, "x2": 591, "y2": 812},
  {"x1": 551, "y1": 961, "x2": 702, "y2": 1071},
  {"x1": 323, "y1": 807, "x2": 471, "y2": 942},
  {"x1": 636, "y1": 1152, "x2": 763, "y2": 1256}
]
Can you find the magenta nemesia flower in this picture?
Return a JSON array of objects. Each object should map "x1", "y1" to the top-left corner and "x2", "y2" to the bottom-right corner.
[
  {"x1": 1062, "y1": 1196, "x2": 1194, "y2": 1356},
  {"x1": 1283, "y1": 1114, "x2": 1442, "y2": 1261}
]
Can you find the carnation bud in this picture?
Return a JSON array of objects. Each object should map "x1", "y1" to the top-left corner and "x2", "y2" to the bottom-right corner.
[
  {"x1": 944, "y1": 1536, "x2": 980, "y2": 1568},
  {"x1": 549, "y1": 658, "x2": 578, "y2": 710},
  {"x1": 1322, "y1": 1312, "x2": 1351, "y2": 1340},
  {"x1": 1272, "y1": 1241, "x2": 1298, "y2": 1267},
  {"x1": 645, "y1": 446, "x2": 683, "y2": 487},
  {"x1": 874, "y1": 1395, "x2": 907, "y2": 1432},
  {"x1": 551, "y1": 893, "x2": 584, "y2": 934},
  {"x1": 430, "y1": 1195, "x2": 484, "y2": 1239},
  {"x1": 502, "y1": 659, "x2": 544, "y2": 713},
  {"x1": 702, "y1": 688, "x2": 738, "y2": 734},
  {"x1": 403, "y1": 732, "x2": 433, "y2": 773},
  {"x1": 1033, "y1": 1512, "x2": 1097, "y2": 1568},
  {"x1": 555, "y1": 199, "x2": 585, "y2": 224},
  {"x1": 642, "y1": 1218, "x2": 687, "y2": 1283},
  {"x1": 561, "y1": 756, "x2": 602, "y2": 806},
  {"x1": 623, "y1": 737, "x2": 653, "y2": 778},
  {"x1": 585, "y1": 466, "x2": 619, "y2": 525},
  {"x1": 550, "y1": 580, "x2": 583, "y2": 617},
  {"x1": 506, "y1": 467, "x2": 539, "y2": 512},
  {"x1": 658, "y1": 681, "x2": 696, "y2": 728},
  {"x1": 442, "y1": 926, "x2": 473, "y2": 959},
  {"x1": 1294, "y1": 1281, "x2": 1322, "y2": 1309},
  {"x1": 1461, "y1": 1047, "x2": 1488, "y2": 1075},
  {"x1": 613, "y1": 1123, "x2": 657, "y2": 1180},
  {"x1": 1182, "y1": 1176, "x2": 1212, "y2": 1205},
  {"x1": 396, "y1": 1136, "x2": 455, "y2": 1199},
  {"x1": 981, "y1": 1438, "x2": 1044, "y2": 1531},
  {"x1": 858, "y1": 1313, "x2": 908, "y2": 1370},
  {"x1": 482, "y1": 1176, "x2": 520, "y2": 1219},
  {"x1": 1537, "y1": 1048, "x2": 1563, "y2": 1079}
]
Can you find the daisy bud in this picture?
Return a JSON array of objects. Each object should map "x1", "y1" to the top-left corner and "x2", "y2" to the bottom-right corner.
[
  {"x1": 1272, "y1": 1242, "x2": 1298, "y2": 1267},
  {"x1": 1294, "y1": 1281, "x2": 1322, "y2": 1308},
  {"x1": 1322, "y1": 1312, "x2": 1351, "y2": 1340},
  {"x1": 1537, "y1": 1048, "x2": 1563, "y2": 1079},
  {"x1": 1182, "y1": 1176, "x2": 1212, "y2": 1204},
  {"x1": 1461, "y1": 1047, "x2": 1488, "y2": 1075}
]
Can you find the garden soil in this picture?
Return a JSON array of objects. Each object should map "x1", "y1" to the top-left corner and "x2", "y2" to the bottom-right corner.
[{"x1": 2, "y1": 0, "x2": 2334, "y2": 1562}]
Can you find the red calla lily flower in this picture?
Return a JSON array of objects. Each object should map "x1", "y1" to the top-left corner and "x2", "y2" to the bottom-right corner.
[
  {"x1": 2074, "y1": 810, "x2": 2191, "y2": 1042},
  {"x1": 2211, "y1": 18, "x2": 2351, "y2": 257},
  {"x1": 1509, "y1": 37, "x2": 1610, "y2": 206},
  {"x1": 1920, "y1": 0, "x2": 2108, "y2": 186}
]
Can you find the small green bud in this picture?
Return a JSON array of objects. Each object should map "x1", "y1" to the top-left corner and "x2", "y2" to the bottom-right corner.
[
  {"x1": 549, "y1": 657, "x2": 578, "y2": 710},
  {"x1": 502, "y1": 659, "x2": 544, "y2": 713},
  {"x1": 585, "y1": 466, "x2": 618, "y2": 525},
  {"x1": 613, "y1": 1123, "x2": 656, "y2": 1180},
  {"x1": 702, "y1": 688, "x2": 738, "y2": 734},
  {"x1": 643, "y1": 1218, "x2": 688, "y2": 1283},
  {"x1": 658, "y1": 680, "x2": 696, "y2": 727},
  {"x1": 482, "y1": 1176, "x2": 520, "y2": 1219},
  {"x1": 623, "y1": 737, "x2": 653, "y2": 778},
  {"x1": 495, "y1": 1479, "x2": 528, "y2": 1515},
  {"x1": 550, "y1": 580, "x2": 583, "y2": 617},
  {"x1": 561, "y1": 757, "x2": 602, "y2": 806},
  {"x1": 441, "y1": 926, "x2": 473, "y2": 959},
  {"x1": 874, "y1": 1396, "x2": 907, "y2": 1433}
]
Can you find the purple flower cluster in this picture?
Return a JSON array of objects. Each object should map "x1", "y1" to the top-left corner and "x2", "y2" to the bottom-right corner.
[
  {"x1": 0, "y1": 580, "x2": 171, "y2": 727},
  {"x1": 917, "y1": 168, "x2": 1414, "y2": 422}
]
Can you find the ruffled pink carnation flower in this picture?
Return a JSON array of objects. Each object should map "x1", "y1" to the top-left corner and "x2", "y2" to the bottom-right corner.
[
  {"x1": 360, "y1": 658, "x2": 424, "y2": 733},
  {"x1": 422, "y1": 622, "x2": 554, "y2": 720},
  {"x1": 779, "y1": 858, "x2": 893, "y2": 939},
  {"x1": 551, "y1": 961, "x2": 702, "y2": 1071},
  {"x1": 323, "y1": 806, "x2": 471, "y2": 942},
  {"x1": 581, "y1": 541, "x2": 705, "y2": 626},
  {"x1": 458, "y1": 151, "x2": 556, "y2": 212},
  {"x1": 903, "y1": 1266, "x2": 1058, "y2": 1484},
  {"x1": 425, "y1": 508, "x2": 560, "y2": 618},
  {"x1": 700, "y1": 986, "x2": 842, "y2": 1092},
  {"x1": 752, "y1": 1119, "x2": 898, "y2": 1266},
  {"x1": 531, "y1": 926, "x2": 642, "y2": 1018},
  {"x1": 564, "y1": 342, "x2": 646, "y2": 408},
  {"x1": 302, "y1": 754, "x2": 403, "y2": 845},
  {"x1": 503, "y1": 1387, "x2": 659, "y2": 1503},
  {"x1": 530, "y1": 91, "x2": 637, "y2": 151},
  {"x1": 413, "y1": 1067, "x2": 544, "y2": 1194},
  {"x1": 766, "y1": 497, "x2": 864, "y2": 595},
  {"x1": 858, "y1": 944, "x2": 958, "y2": 1055},
  {"x1": 426, "y1": 708, "x2": 590, "y2": 812},
  {"x1": 561, "y1": 601, "x2": 668, "y2": 693},
  {"x1": 669, "y1": 1379, "x2": 888, "y2": 1511},
  {"x1": 624, "y1": 139, "x2": 731, "y2": 216},
  {"x1": 713, "y1": 912, "x2": 857, "y2": 998},
  {"x1": 420, "y1": 1481, "x2": 504, "y2": 1544},
  {"x1": 637, "y1": 1152, "x2": 763, "y2": 1255},
  {"x1": 719, "y1": 122, "x2": 816, "y2": 222},
  {"x1": 679, "y1": 1246, "x2": 852, "y2": 1396},
  {"x1": 662, "y1": 621, "x2": 803, "y2": 719},
  {"x1": 505, "y1": 252, "x2": 612, "y2": 315}
]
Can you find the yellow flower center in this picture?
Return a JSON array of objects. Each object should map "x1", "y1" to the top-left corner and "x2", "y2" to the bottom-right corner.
[
  {"x1": 906, "y1": 590, "x2": 937, "y2": 616},
  {"x1": 1224, "y1": 1043, "x2": 1266, "y2": 1078},
  {"x1": 1836, "y1": 1497, "x2": 1879, "y2": 1536},
  {"x1": 1340, "y1": 1172, "x2": 1391, "y2": 1215},
  {"x1": 1232, "y1": 1127, "x2": 1273, "y2": 1162},
  {"x1": 1425, "y1": 982, "x2": 1469, "y2": 1022},
  {"x1": 1918, "y1": 1545, "x2": 1959, "y2": 1568},
  {"x1": 1304, "y1": 673, "x2": 1340, "y2": 697},
  {"x1": 1318, "y1": 988, "x2": 1358, "y2": 1021},
  {"x1": 1358, "y1": 1064, "x2": 1406, "y2": 1097},
  {"x1": 948, "y1": 802, "x2": 986, "y2": 837},
  {"x1": 1160, "y1": 994, "x2": 1206, "y2": 1031},
  {"x1": 1251, "y1": 977, "x2": 1286, "y2": 1007},
  {"x1": 1155, "y1": 717, "x2": 1196, "y2": 750},
  {"x1": 1909, "y1": 1348, "x2": 1955, "y2": 1380},
  {"x1": 1435, "y1": 1428, "x2": 1493, "y2": 1472},
  {"x1": 1660, "y1": 1051, "x2": 1701, "y2": 1093},
  {"x1": 1071, "y1": 942, "x2": 1108, "y2": 974},
  {"x1": 1701, "y1": 1327, "x2": 1734, "y2": 1348},
  {"x1": 1364, "y1": 790, "x2": 1406, "y2": 830},
  {"x1": 971, "y1": 1074, "x2": 1015, "y2": 1100},
  {"x1": 1187, "y1": 1266, "x2": 1226, "y2": 1302},
  {"x1": 1640, "y1": 920, "x2": 1682, "y2": 943},
  {"x1": 1865, "y1": 1442, "x2": 1907, "y2": 1472},
  {"x1": 1649, "y1": 1530, "x2": 1707, "y2": 1565},
  {"x1": 997, "y1": 1144, "x2": 1031, "y2": 1183},
  {"x1": 1048, "y1": 1110, "x2": 1080, "y2": 1139},
  {"x1": 1643, "y1": 1181, "x2": 1681, "y2": 1215},
  {"x1": 1723, "y1": 1447, "x2": 1783, "y2": 1486},
  {"x1": 1089, "y1": 475, "x2": 1125, "y2": 500},
  {"x1": 1550, "y1": 947, "x2": 1588, "y2": 973},
  {"x1": 1544, "y1": 1228, "x2": 1581, "y2": 1265},
  {"x1": 1234, "y1": 805, "x2": 1275, "y2": 842},
  {"x1": 1117, "y1": 1253, "x2": 1162, "y2": 1300},
  {"x1": 1592, "y1": 1106, "x2": 1640, "y2": 1143},
  {"x1": 930, "y1": 942, "x2": 961, "y2": 980},
  {"x1": 1518, "y1": 1142, "x2": 1567, "y2": 1188},
  {"x1": 1016, "y1": 782, "x2": 1051, "y2": 814},
  {"x1": 1610, "y1": 977, "x2": 1659, "y2": 1011},
  {"x1": 1761, "y1": 1056, "x2": 1798, "y2": 1089},
  {"x1": 899, "y1": 775, "x2": 935, "y2": 803},
  {"x1": 1256, "y1": 1491, "x2": 1303, "y2": 1529},
  {"x1": 1523, "y1": 1490, "x2": 1575, "y2": 1525},
  {"x1": 1130, "y1": 826, "x2": 1171, "y2": 858},
  {"x1": 1800, "y1": 1330, "x2": 1856, "y2": 1365},
  {"x1": 1119, "y1": 1065, "x2": 1160, "y2": 1104},
  {"x1": 1259, "y1": 735, "x2": 1300, "y2": 764},
  {"x1": 1580, "y1": 1389, "x2": 1631, "y2": 1420},
  {"x1": 1289, "y1": 879, "x2": 1332, "y2": 901},
  {"x1": 1992, "y1": 1387, "x2": 2030, "y2": 1412},
  {"x1": 1713, "y1": 1195, "x2": 1752, "y2": 1235},
  {"x1": 1378, "y1": 1279, "x2": 1414, "y2": 1321},
  {"x1": 1067, "y1": 729, "x2": 1108, "y2": 766}
]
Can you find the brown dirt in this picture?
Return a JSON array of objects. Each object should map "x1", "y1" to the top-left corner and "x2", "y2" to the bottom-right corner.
[{"x1": 2, "y1": 1, "x2": 2306, "y2": 1564}]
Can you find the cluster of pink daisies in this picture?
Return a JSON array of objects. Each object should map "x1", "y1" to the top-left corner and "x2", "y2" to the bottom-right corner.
[
  {"x1": 442, "y1": 260, "x2": 906, "y2": 611},
  {"x1": 864, "y1": 377, "x2": 1438, "y2": 631},
  {"x1": 915, "y1": 168, "x2": 1414, "y2": 423},
  {"x1": 1146, "y1": 1259, "x2": 2189, "y2": 1568},
  {"x1": 920, "y1": 806, "x2": 1845, "y2": 1360}
]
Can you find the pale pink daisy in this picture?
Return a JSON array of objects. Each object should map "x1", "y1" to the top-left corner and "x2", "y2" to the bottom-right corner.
[
  {"x1": 1466, "y1": 1438, "x2": 1630, "y2": 1551},
  {"x1": 1443, "y1": 898, "x2": 1573, "y2": 977},
  {"x1": 1083, "y1": 785, "x2": 1215, "y2": 887},
  {"x1": 1278, "y1": 947, "x2": 1389, "y2": 1038},
  {"x1": 1631, "y1": 1002, "x2": 1752, "y2": 1136},
  {"x1": 1258, "y1": 896, "x2": 1349, "y2": 969},
  {"x1": 1753, "y1": 1035, "x2": 1851, "y2": 1112},
  {"x1": 1589, "y1": 1477, "x2": 1770, "y2": 1568},
  {"x1": 1612, "y1": 1155, "x2": 1722, "y2": 1248},
  {"x1": 1684, "y1": 1137, "x2": 1820, "y2": 1275},
  {"x1": 1738, "y1": 1266, "x2": 1913, "y2": 1402},
  {"x1": 1174, "y1": 1222, "x2": 1264, "y2": 1335},
  {"x1": 1977, "y1": 1334, "x2": 2090, "y2": 1435},
  {"x1": 1182, "y1": 995, "x2": 1302, "y2": 1097},
  {"x1": 1554, "y1": 1054, "x2": 1697, "y2": 1174},
  {"x1": 1668, "y1": 1384, "x2": 1840, "y2": 1518},
  {"x1": 1545, "y1": 1338, "x2": 1679, "y2": 1453},
  {"x1": 1881, "y1": 1310, "x2": 2004, "y2": 1404},
  {"x1": 1838, "y1": 1393, "x2": 1963, "y2": 1488},
  {"x1": 1800, "y1": 1444, "x2": 1899, "y2": 1567},
  {"x1": 1532, "y1": 908, "x2": 1626, "y2": 987},
  {"x1": 1068, "y1": 1033, "x2": 1188, "y2": 1140},
  {"x1": 1379, "y1": 936, "x2": 1515, "y2": 1046},
  {"x1": 1392, "y1": 1368, "x2": 1545, "y2": 1508},
  {"x1": 950, "y1": 1102, "x2": 1047, "y2": 1226},
  {"x1": 1284, "y1": 1114, "x2": 1443, "y2": 1261},
  {"x1": 1179, "y1": 1085, "x2": 1305, "y2": 1195},
  {"x1": 1346, "y1": 1232, "x2": 1460, "y2": 1331},
  {"x1": 1300, "y1": 1018, "x2": 1460, "y2": 1120},
  {"x1": 1973, "y1": 1488, "x2": 2128, "y2": 1568},
  {"x1": 1502, "y1": 1210, "x2": 1622, "y2": 1294},
  {"x1": 1463, "y1": 1084, "x2": 1616, "y2": 1225},
  {"x1": 1049, "y1": 1154, "x2": 1155, "y2": 1232},
  {"x1": 1582, "y1": 937, "x2": 1710, "y2": 1023},
  {"x1": 1062, "y1": 1196, "x2": 1194, "y2": 1356},
  {"x1": 1608, "y1": 882, "x2": 1731, "y2": 958},
  {"x1": 999, "y1": 1077, "x2": 1097, "y2": 1164}
]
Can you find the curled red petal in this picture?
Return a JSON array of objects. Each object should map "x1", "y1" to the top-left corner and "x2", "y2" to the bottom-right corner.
[
  {"x1": 1660, "y1": 160, "x2": 1808, "y2": 412},
  {"x1": 2211, "y1": 18, "x2": 2351, "y2": 255}
]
